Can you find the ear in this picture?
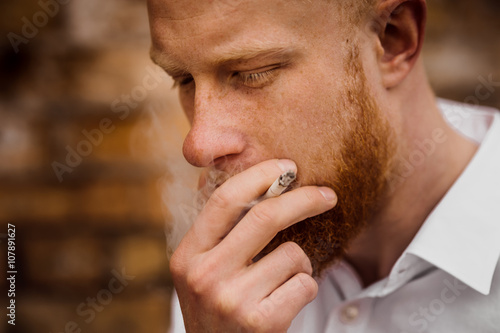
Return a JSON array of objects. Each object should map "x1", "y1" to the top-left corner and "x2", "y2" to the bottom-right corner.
[{"x1": 374, "y1": 0, "x2": 426, "y2": 89}]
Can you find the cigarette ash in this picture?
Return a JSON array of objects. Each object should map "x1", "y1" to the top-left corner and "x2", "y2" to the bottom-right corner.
[{"x1": 278, "y1": 171, "x2": 296, "y2": 187}]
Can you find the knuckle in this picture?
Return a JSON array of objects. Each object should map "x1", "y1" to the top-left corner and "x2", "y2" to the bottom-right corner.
[
  {"x1": 281, "y1": 242, "x2": 311, "y2": 273},
  {"x1": 294, "y1": 273, "x2": 318, "y2": 300},
  {"x1": 213, "y1": 285, "x2": 240, "y2": 316},
  {"x1": 303, "y1": 187, "x2": 321, "y2": 205},
  {"x1": 242, "y1": 309, "x2": 266, "y2": 330},
  {"x1": 248, "y1": 204, "x2": 275, "y2": 227},
  {"x1": 169, "y1": 251, "x2": 187, "y2": 280},
  {"x1": 185, "y1": 270, "x2": 204, "y2": 295},
  {"x1": 208, "y1": 188, "x2": 233, "y2": 210},
  {"x1": 255, "y1": 161, "x2": 277, "y2": 181},
  {"x1": 185, "y1": 263, "x2": 212, "y2": 296},
  {"x1": 255, "y1": 165, "x2": 269, "y2": 179},
  {"x1": 243, "y1": 307, "x2": 287, "y2": 333},
  {"x1": 303, "y1": 187, "x2": 315, "y2": 203}
]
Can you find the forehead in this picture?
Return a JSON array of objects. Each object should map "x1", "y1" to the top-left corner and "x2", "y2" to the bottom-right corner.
[
  {"x1": 148, "y1": 0, "x2": 344, "y2": 70},
  {"x1": 148, "y1": 0, "x2": 242, "y2": 21}
]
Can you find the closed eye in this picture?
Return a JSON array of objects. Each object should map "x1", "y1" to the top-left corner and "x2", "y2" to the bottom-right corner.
[
  {"x1": 235, "y1": 65, "x2": 281, "y2": 88},
  {"x1": 171, "y1": 64, "x2": 283, "y2": 90},
  {"x1": 172, "y1": 75, "x2": 194, "y2": 89}
]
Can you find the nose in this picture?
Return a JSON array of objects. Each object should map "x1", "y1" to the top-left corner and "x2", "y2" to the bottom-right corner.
[{"x1": 182, "y1": 85, "x2": 246, "y2": 168}]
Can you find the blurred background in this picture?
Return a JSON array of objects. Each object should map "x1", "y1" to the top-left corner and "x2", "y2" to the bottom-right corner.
[{"x1": 0, "y1": 0, "x2": 498, "y2": 332}]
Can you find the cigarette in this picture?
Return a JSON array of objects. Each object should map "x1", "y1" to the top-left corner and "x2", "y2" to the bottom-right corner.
[
  {"x1": 262, "y1": 170, "x2": 296, "y2": 200},
  {"x1": 236, "y1": 170, "x2": 297, "y2": 224}
]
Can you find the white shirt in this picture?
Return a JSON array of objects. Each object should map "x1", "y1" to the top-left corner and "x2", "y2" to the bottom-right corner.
[{"x1": 169, "y1": 99, "x2": 500, "y2": 332}]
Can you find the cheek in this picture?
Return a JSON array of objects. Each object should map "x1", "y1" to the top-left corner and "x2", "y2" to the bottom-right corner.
[
  {"x1": 249, "y1": 79, "x2": 344, "y2": 171},
  {"x1": 282, "y1": 83, "x2": 352, "y2": 181}
]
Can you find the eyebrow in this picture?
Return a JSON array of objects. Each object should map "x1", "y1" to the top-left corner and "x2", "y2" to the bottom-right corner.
[
  {"x1": 150, "y1": 44, "x2": 296, "y2": 77},
  {"x1": 213, "y1": 45, "x2": 296, "y2": 65},
  {"x1": 150, "y1": 47, "x2": 189, "y2": 77}
]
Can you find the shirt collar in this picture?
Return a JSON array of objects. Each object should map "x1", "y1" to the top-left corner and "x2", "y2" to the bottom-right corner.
[{"x1": 405, "y1": 102, "x2": 500, "y2": 295}]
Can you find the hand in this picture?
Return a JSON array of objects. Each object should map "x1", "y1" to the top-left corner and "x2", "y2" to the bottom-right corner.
[{"x1": 170, "y1": 159, "x2": 338, "y2": 333}]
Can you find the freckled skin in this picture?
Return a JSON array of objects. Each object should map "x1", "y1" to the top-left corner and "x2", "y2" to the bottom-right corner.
[
  {"x1": 148, "y1": 0, "x2": 479, "y2": 330},
  {"x1": 150, "y1": 0, "x2": 397, "y2": 275},
  {"x1": 149, "y1": 1, "x2": 355, "y2": 168}
]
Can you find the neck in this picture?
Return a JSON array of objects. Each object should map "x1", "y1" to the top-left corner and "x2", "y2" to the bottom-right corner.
[{"x1": 345, "y1": 64, "x2": 479, "y2": 287}]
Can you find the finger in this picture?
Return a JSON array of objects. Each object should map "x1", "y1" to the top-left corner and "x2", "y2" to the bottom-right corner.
[
  {"x1": 186, "y1": 159, "x2": 297, "y2": 252},
  {"x1": 215, "y1": 185, "x2": 337, "y2": 265},
  {"x1": 253, "y1": 273, "x2": 318, "y2": 330},
  {"x1": 242, "y1": 242, "x2": 313, "y2": 299}
]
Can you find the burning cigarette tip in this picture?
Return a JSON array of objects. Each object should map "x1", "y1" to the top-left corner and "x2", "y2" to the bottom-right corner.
[
  {"x1": 263, "y1": 170, "x2": 296, "y2": 199},
  {"x1": 278, "y1": 171, "x2": 296, "y2": 187}
]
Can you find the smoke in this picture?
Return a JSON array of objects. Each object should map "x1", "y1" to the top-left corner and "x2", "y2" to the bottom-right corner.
[{"x1": 129, "y1": 95, "x2": 200, "y2": 257}]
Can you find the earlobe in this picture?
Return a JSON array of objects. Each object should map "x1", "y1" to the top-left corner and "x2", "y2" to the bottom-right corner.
[{"x1": 376, "y1": 0, "x2": 426, "y2": 89}]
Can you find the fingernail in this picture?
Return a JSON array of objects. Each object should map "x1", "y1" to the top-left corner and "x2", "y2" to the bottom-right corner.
[
  {"x1": 319, "y1": 187, "x2": 337, "y2": 204},
  {"x1": 277, "y1": 159, "x2": 297, "y2": 173}
]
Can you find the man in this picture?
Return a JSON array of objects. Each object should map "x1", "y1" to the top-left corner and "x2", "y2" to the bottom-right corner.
[{"x1": 148, "y1": 0, "x2": 500, "y2": 332}]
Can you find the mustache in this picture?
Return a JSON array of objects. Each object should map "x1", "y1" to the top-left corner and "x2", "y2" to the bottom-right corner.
[{"x1": 198, "y1": 167, "x2": 232, "y2": 192}]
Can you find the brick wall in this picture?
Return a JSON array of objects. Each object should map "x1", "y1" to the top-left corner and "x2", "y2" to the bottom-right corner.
[
  {"x1": 0, "y1": 0, "x2": 184, "y2": 332},
  {"x1": 424, "y1": 0, "x2": 500, "y2": 107},
  {"x1": 0, "y1": 1, "x2": 498, "y2": 333}
]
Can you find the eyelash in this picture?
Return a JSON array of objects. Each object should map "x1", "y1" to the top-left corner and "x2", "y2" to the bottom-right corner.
[
  {"x1": 171, "y1": 66, "x2": 280, "y2": 90},
  {"x1": 237, "y1": 68, "x2": 278, "y2": 88},
  {"x1": 172, "y1": 76, "x2": 194, "y2": 89}
]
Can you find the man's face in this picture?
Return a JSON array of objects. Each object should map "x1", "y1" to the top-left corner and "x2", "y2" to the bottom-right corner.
[{"x1": 149, "y1": 0, "x2": 397, "y2": 275}]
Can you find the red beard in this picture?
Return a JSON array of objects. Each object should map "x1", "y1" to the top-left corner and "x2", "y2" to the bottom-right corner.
[
  {"x1": 196, "y1": 46, "x2": 396, "y2": 277},
  {"x1": 257, "y1": 46, "x2": 396, "y2": 277}
]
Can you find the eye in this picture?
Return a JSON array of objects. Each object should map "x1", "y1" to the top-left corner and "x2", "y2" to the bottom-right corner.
[
  {"x1": 236, "y1": 66, "x2": 280, "y2": 88},
  {"x1": 172, "y1": 75, "x2": 194, "y2": 89}
]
